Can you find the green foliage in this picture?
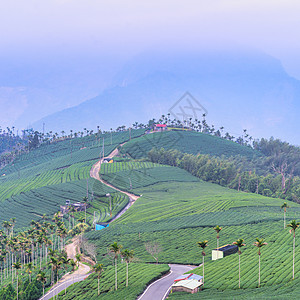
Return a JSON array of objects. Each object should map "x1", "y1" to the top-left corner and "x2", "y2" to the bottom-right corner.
[
  {"x1": 121, "y1": 131, "x2": 259, "y2": 159},
  {"x1": 147, "y1": 148, "x2": 300, "y2": 202},
  {"x1": 0, "y1": 129, "x2": 145, "y2": 229},
  {"x1": 58, "y1": 263, "x2": 169, "y2": 300}
]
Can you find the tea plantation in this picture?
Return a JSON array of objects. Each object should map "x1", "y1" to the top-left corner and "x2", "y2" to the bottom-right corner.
[
  {"x1": 0, "y1": 129, "x2": 145, "y2": 229},
  {"x1": 1, "y1": 128, "x2": 298, "y2": 299},
  {"x1": 121, "y1": 131, "x2": 260, "y2": 159},
  {"x1": 86, "y1": 157, "x2": 300, "y2": 299}
]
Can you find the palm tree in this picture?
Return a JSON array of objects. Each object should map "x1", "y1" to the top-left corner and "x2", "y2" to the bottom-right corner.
[
  {"x1": 93, "y1": 263, "x2": 104, "y2": 295},
  {"x1": 287, "y1": 220, "x2": 300, "y2": 279},
  {"x1": 37, "y1": 271, "x2": 47, "y2": 297},
  {"x1": 233, "y1": 239, "x2": 245, "y2": 288},
  {"x1": 70, "y1": 258, "x2": 77, "y2": 283},
  {"x1": 213, "y1": 225, "x2": 222, "y2": 259},
  {"x1": 25, "y1": 262, "x2": 33, "y2": 283},
  {"x1": 281, "y1": 202, "x2": 289, "y2": 229},
  {"x1": 110, "y1": 242, "x2": 122, "y2": 290},
  {"x1": 253, "y1": 238, "x2": 267, "y2": 287},
  {"x1": 121, "y1": 249, "x2": 134, "y2": 287},
  {"x1": 12, "y1": 261, "x2": 21, "y2": 300},
  {"x1": 75, "y1": 253, "x2": 82, "y2": 274},
  {"x1": 75, "y1": 222, "x2": 88, "y2": 243},
  {"x1": 197, "y1": 240, "x2": 208, "y2": 284}
]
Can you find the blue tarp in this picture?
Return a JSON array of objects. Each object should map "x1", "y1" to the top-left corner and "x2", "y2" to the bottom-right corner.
[{"x1": 95, "y1": 223, "x2": 109, "y2": 230}]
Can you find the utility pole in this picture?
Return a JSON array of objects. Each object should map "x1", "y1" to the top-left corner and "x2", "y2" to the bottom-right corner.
[
  {"x1": 103, "y1": 137, "x2": 105, "y2": 159},
  {"x1": 110, "y1": 129, "x2": 112, "y2": 145},
  {"x1": 129, "y1": 127, "x2": 131, "y2": 140},
  {"x1": 106, "y1": 193, "x2": 112, "y2": 217},
  {"x1": 94, "y1": 211, "x2": 96, "y2": 230},
  {"x1": 86, "y1": 178, "x2": 89, "y2": 198},
  {"x1": 43, "y1": 123, "x2": 45, "y2": 135}
]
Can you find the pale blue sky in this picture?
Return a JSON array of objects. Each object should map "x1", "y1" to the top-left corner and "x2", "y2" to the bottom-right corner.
[
  {"x1": 1, "y1": 0, "x2": 299, "y2": 77},
  {"x1": 0, "y1": 0, "x2": 299, "y2": 139}
]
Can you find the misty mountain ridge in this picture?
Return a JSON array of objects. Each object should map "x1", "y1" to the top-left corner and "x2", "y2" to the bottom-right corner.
[{"x1": 29, "y1": 47, "x2": 300, "y2": 145}]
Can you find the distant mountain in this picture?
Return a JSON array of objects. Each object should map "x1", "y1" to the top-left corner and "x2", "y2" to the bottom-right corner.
[
  {"x1": 0, "y1": 53, "x2": 119, "y2": 129},
  {"x1": 32, "y1": 48, "x2": 300, "y2": 144}
]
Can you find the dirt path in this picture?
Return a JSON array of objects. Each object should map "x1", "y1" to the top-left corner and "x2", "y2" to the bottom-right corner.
[
  {"x1": 41, "y1": 141, "x2": 140, "y2": 299},
  {"x1": 90, "y1": 142, "x2": 140, "y2": 204},
  {"x1": 40, "y1": 237, "x2": 91, "y2": 300}
]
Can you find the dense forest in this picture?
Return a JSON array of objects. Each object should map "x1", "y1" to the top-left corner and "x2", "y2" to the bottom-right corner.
[{"x1": 148, "y1": 137, "x2": 300, "y2": 202}]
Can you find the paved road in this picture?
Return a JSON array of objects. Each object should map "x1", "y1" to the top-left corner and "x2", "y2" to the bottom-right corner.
[
  {"x1": 40, "y1": 273, "x2": 90, "y2": 300},
  {"x1": 138, "y1": 264, "x2": 197, "y2": 300}
]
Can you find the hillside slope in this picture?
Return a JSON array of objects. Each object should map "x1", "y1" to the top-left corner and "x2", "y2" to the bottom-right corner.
[
  {"x1": 120, "y1": 130, "x2": 260, "y2": 159},
  {"x1": 79, "y1": 156, "x2": 300, "y2": 299}
]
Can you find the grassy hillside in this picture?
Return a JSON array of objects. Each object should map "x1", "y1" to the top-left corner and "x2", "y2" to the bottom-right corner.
[
  {"x1": 0, "y1": 129, "x2": 145, "y2": 229},
  {"x1": 121, "y1": 131, "x2": 260, "y2": 159},
  {"x1": 84, "y1": 160, "x2": 300, "y2": 299},
  {"x1": 58, "y1": 263, "x2": 169, "y2": 300}
]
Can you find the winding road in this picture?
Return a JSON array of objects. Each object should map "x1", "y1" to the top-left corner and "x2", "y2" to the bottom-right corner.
[
  {"x1": 40, "y1": 139, "x2": 196, "y2": 300},
  {"x1": 138, "y1": 264, "x2": 197, "y2": 300},
  {"x1": 40, "y1": 142, "x2": 140, "y2": 299},
  {"x1": 40, "y1": 237, "x2": 91, "y2": 300}
]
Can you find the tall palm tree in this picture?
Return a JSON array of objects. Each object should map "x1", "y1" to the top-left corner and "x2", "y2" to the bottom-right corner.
[
  {"x1": 110, "y1": 242, "x2": 122, "y2": 290},
  {"x1": 281, "y1": 202, "x2": 289, "y2": 229},
  {"x1": 197, "y1": 240, "x2": 208, "y2": 284},
  {"x1": 121, "y1": 249, "x2": 134, "y2": 287},
  {"x1": 253, "y1": 238, "x2": 267, "y2": 287},
  {"x1": 93, "y1": 263, "x2": 104, "y2": 295},
  {"x1": 213, "y1": 225, "x2": 222, "y2": 259},
  {"x1": 25, "y1": 262, "x2": 33, "y2": 283},
  {"x1": 37, "y1": 271, "x2": 47, "y2": 298},
  {"x1": 287, "y1": 220, "x2": 300, "y2": 279},
  {"x1": 12, "y1": 261, "x2": 21, "y2": 300},
  {"x1": 75, "y1": 253, "x2": 82, "y2": 275},
  {"x1": 75, "y1": 222, "x2": 88, "y2": 243},
  {"x1": 70, "y1": 258, "x2": 77, "y2": 284},
  {"x1": 233, "y1": 239, "x2": 245, "y2": 288}
]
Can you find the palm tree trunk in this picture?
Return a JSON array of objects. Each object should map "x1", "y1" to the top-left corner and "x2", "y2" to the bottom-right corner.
[
  {"x1": 284, "y1": 210, "x2": 286, "y2": 228},
  {"x1": 258, "y1": 254, "x2": 261, "y2": 287},
  {"x1": 239, "y1": 253, "x2": 241, "y2": 288},
  {"x1": 293, "y1": 234, "x2": 295, "y2": 279},
  {"x1": 98, "y1": 276, "x2": 100, "y2": 295},
  {"x1": 115, "y1": 257, "x2": 118, "y2": 290},
  {"x1": 202, "y1": 255, "x2": 205, "y2": 284},
  {"x1": 126, "y1": 261, "x2": 129, "y2": 287},
  {"x1": 217, "y1": 237, "x2": 219, "y2": 259},
  {"x1": 16, "y1": 274, "x2": 18, "y2": 300}
]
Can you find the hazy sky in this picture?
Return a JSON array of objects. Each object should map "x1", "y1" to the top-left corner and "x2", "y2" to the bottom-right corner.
[{"x1": 1, "y1": 0, "x2": 299, "y2": 77}]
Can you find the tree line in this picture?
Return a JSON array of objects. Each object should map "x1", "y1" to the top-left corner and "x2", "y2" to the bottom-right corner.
[{"x1": 148, "y1": 148, "x2": 300, "y2": 202}]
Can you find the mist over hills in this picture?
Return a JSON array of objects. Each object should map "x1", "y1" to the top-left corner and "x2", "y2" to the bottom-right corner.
[{"x1": 31, "y1": 47, "x2": 300, "y2": 145}]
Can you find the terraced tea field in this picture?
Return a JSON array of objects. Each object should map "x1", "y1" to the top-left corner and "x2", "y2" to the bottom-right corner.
[
  {"x1": 87, "y1": 161, "x2": 300, "y2": 298},
  {"x1": 101, "y1": 163, "x2": 198, "y2": 192},
  {"x1": 58, "y1": 263, "x2": 169, "y2": 300},
  {"x1": 121, "y1": 131, "x2": 260, "y2": 159},
  {"x1": 0, "y1": 129, "x2": 145, "y2": 229}
]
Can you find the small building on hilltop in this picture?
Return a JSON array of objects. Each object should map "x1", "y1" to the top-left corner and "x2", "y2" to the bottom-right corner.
[
  {"x1": 154, "y1": 124, "x2": 168, "y2": 132},
  {"x1": 212, "y1": 244, "x2": 238, "y2": 260},
  {"x1": 172, "y1": 273, "x2": 203, "y2": 294}
]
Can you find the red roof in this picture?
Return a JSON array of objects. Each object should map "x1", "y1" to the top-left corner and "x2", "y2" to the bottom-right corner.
[
  {"x1": 174, "y1": 273, "x2": 193, "y2": 282},
  {"x1": 155, "y1": 124, "x2": 167, "y2": 128}
]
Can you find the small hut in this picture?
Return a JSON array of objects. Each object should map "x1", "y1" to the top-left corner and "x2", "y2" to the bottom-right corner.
[
  {"x1": 212, "y1": 244, "x2": 238, "y2": 260},
  {"x1": 172, "y1": 274, "x2": 203, "y2": 294}
]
